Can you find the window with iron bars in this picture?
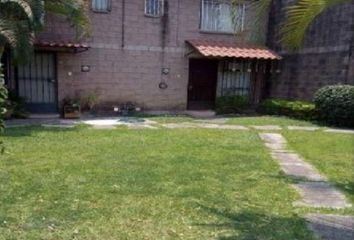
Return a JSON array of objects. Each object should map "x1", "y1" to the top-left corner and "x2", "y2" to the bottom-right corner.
[
  {"x1": 92, "y1": 0, "x2": 111, "y2": 13},
  {"x1": 145, "y1": 0, "x2": 165, "y2": 17},
  {"x1": 200, "y1": 0, "x2": 245, "y2": 33},
  {"x1": 219, "y1": 60, "x2": 251, "y2": 97}
]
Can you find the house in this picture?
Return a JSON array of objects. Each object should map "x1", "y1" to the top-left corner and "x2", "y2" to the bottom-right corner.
[{"x1": 1, "y1": 0, "x2": 353, "y2": 114}]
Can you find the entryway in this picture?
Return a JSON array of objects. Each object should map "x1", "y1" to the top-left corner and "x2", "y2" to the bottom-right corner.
[
  {"x1": 187, "y1": 59, "x2": 218, "y2": 110},
  {"x1": 16, "y1": 52, "x2": 58, "y2": 113}
]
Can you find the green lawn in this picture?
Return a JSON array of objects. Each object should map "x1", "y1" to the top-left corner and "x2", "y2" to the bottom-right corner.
[
  {"x1": 225, "y1": 116, "x2": 319, "y2": 127},
  {"x1": 284, "y1": 131, "x2": 354, "y2": 205},
  {"x1": 0, "y1": 127, "x2": 315, "y2": 240},
  {"x1": 143, "y1": 115, "x2": 321, "y2": 127}
]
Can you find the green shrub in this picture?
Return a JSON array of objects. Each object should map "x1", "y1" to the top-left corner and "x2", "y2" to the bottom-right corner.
[
  {"x1": 314, "y1": 85, "x2": 354, "y2": 127},
  {"x1": 215, "y1": 95, "x2": 249, "y2": 114},
  {"x1": 0, "y1": 64, "x2": 8, "y2": 153},
  {"x1": 260, "y1": 99, "x2": 316, "y2": 120}
]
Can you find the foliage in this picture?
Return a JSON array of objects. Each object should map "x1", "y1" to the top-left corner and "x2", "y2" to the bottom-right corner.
[
  {"x1": 215, "y1": 95, "x2": 249, "y2": 114},
  {"x1": 281, "y1": 0, "x2": 352, "y2": 48},
  {"x1": 314, "y1": 85, "x2": 354, "y2": 127},
  {"x1": 62, "y1": 96, "x2": 81, "y2": 107},
  {"x1": 0, "y1": 62, "x2": 7, "y2": 153},
  {"x1": 232, "y1": 0, "x2": 351, "y2": 48},
  {"x1": 0, "y1": 0, "x2": 90, "y2": 62},
  {"x1": 259, "y1": 99, "x2": 316, "y2": 120},
  {"x1": 80, "y1": 92, "x2": 100, "y2": 111},
  {"x1": 4, "y1": 90, "x2": 28, "y2": 119}
]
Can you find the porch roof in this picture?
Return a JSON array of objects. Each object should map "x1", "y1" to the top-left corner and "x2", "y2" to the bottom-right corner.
[
  {"x1": 186, "y1": 40, "x2": 282, "y2": 60},
  {"x1": 35, "y1": 40, "x2": 90, "y2": 53}
]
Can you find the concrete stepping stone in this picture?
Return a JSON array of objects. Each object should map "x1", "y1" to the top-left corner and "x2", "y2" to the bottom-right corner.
[
  {"x1": 259, "y1": 133, "x2": 287, "y2": 151},
  {"x1": 162, "y1": 123, "x2": 196, "y2": 129},
  {"x1": 287, "y1": 126, "x2": 320, "y2": 131},
  {"x1": 128, "y1": 125, "x2": 158, "y2": 129},
  {"x1": 324, "y1": 129, "x2": 354, "y2": 134},
  {"x1": 252, "y1": 125, "x2": 282, "y2": 131},
  {"x1": 293, "y1": 182, "x2": 352, "y2": 209},
  {"x1": 306, "y1": 214, "x2": 354, "y2": 240},
  {"x1": 42, "y1": 124, "x2": 75, "y2": 129},
  {"x1": 192, "y1": 123, "x2": 249, "y2": 130},
  {"x1": 271, "y1": 152, "x2": 327, "y2": 181},
  {"x1": 259, "y1": 133, "x2": 351, "y2": 209},
  {"x1": 194, "y1": 118, "x2": 228, "y2": 124},
  {"x1": 91, "y1": 125, "x2": 117, "y2": 130}
]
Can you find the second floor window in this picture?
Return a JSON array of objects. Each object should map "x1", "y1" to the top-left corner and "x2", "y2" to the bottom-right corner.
[
  {"x1": 92, "y1": 0, "x2": 111, "y2": 13},
  {"x1": 201, "y1": 0, "x2": 245, "y2": 33},
  {"x1": 145, "y1": 0, "x2": 164, "y2": 17}
]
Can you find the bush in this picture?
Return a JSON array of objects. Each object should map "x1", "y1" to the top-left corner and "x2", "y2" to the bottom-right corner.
[
  {"x1": 260, "y1": 99, "x2": 316, "y2": 120},
  {"x1": 215, "y1": 95, "x2": 249, "y2": 114},
  {"x1": 4, "y1": 90, "x2": 28, "y2": 119},
  {"x1": 314, "y1": 85, "x2": 354, "y2": 127},
  {"x1": 0, "y1": 64, "x2": 8, "y2": 153}
]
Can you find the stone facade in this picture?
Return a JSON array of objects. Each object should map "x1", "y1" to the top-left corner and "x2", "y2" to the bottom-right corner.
[
  {"x1": 38, "y1": 0, "x2": 268, "y2": 110},
  {"x1": 267, "y1": 0, "x2": 354, "y2": 101}
]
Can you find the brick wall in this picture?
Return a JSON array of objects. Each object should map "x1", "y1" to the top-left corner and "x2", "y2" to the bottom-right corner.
[
  {"x1": 268, "y1": 0, "x2": 354, "y2": 101},
  {"x1": 39, "y1": 0, "x2": 268, "y2": 110}
]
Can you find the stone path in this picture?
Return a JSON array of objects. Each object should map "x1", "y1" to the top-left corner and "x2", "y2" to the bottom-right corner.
[
  {"x1": 259, "y1": 133, "x2": 351, "y2": 209},
  {"x1": 259, "y1": 133, "x2": 352, "y2": 240},
  {"x1": 306, "y1": 214, "x2": 354, "y2": 240},
  {"x1": 5, "y1": 117, "x2": 354, "y2": 135}
]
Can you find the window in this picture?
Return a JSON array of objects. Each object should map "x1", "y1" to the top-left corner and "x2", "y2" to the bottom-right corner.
[
  {"x1": 201, "y1": 0, "x2": 245, "y2": 33},
  {"x1": 92, "y1": 0, "x2": 111, "y2": 13},
  {"x1": 219, "y1": 60, "x2": 251, "y2": 97},
  {"x1": 145, "y1": 0, "x2": 164, "y2": 17}
]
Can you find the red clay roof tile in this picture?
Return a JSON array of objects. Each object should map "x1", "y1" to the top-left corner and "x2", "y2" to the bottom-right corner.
[{"x1": 187, "y1": 40, "x2": 282, "y2": 60}]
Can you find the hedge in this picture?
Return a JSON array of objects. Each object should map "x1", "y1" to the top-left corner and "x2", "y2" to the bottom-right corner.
[
  {"x1": 259, "y1": 99, "x2": 316, "y2": 120},
  {"x1": 314, "y1": 85, "x2": 354, "y2": 127},
  {"x1": 215, "y1": 95, "x2": 249, "y2": 114}
]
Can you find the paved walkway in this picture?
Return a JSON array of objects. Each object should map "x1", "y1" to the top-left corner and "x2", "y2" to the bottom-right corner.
[
  {"x1": 5, "y1": 117, "x2": 354, "y2": 135},
  {"x1": 259, "y1": 133, "x2": 353, "y2": 240},
  {"x1": 306, "y1": 214, "x2": 354, "y2": 240},
  {"x1": 259, "y1": 133, "x2": 351, "y2": 209}
]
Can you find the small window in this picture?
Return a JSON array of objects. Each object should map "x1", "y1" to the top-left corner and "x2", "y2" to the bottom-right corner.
[
  {"x1": 145, "y1": 0, "x2": 164, "y2": 17},
  {"x1": 201, "y1": 0, "x2": 245, "y2": 33},
  {"x1": 92, "y1": 0, "x2": 111, "y2": 13}
]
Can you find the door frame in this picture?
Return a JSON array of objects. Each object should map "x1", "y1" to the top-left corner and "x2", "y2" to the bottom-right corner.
[
  {"x1": 14, "y1": 51, "x2": 59, "y2": 113},
  {"x1": 187, "y1": 58, "x2": 219, "y2": 110}
]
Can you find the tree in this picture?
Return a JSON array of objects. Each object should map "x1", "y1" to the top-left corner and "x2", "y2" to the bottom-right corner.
[
  {"x1": 281, "y1": 0, "x2": 352, "y2": 48},
  {"x1": 0, "y1": 0, "x2": 90, "y2": 151},
  {"x1": 232, "y1": 0, "x2": 352, "y2": 48}
]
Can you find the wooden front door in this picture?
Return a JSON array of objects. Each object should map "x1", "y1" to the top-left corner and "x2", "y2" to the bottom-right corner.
[
  {"x1": 188, "y1": 59, "x2": 218, "y2": 110},
  {"x1": 16, "y1": 52, "x2": 58, "y2": 113}
]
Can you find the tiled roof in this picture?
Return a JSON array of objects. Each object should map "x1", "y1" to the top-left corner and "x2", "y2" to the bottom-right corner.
[
  {"x1": 35, "y1": 40, "x2": 90, "y2": 50},
  {"x1": 186, "y1": 40, "x2": 282, "y2": 60}
]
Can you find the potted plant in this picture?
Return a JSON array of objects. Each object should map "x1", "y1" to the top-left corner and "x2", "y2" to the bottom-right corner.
[{"x1": 62, "y1": 97, "x2": 81, "y2": 119}]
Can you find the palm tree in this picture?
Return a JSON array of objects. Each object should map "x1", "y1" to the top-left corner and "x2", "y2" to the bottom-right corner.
[
  {"x1": 232, "y1": 0, "x2": 352, "y2": 48},
  {"x1": 281, "y1": 0, "x2": 352, "y2": 48},
  {"x1": 0, "y1": 0, "x2": 90, "y2": 151}
]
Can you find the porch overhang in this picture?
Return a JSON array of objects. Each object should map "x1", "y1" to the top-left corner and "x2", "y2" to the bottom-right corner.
[
  {"x1": 186, "y1": 40, "x2": 282, "y2": 60},
  {"x1": 35, "y1": 40, "x2": 90, "y2": 53}
]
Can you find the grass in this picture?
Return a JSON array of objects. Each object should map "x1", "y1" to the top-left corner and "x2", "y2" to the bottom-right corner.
[
  {"x1": 284, "y1": 131, "x2": 354, "y2": 205},
  {"x1": 0, "y1": 126, "x2": 315, "y2": 239},
  {"x1": 225, "y1": 116, "x2": 319, "y2": 127},
  {"x1": 136, "y1": 115, "x2": 321, "y2": 127}
]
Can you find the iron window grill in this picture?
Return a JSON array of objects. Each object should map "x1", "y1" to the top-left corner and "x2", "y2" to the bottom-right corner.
[
  {"x1": 92, "y1": 0, "x2": 112, "y2": 13},
  {"x1": 145, "y1": 0, "x2": 165, "y2": 17},
  {"x1": 200, "y1": 0, "x2": 245, "y2": 33},
  {"x1": 220, "y1": 60, "x2": 251, "y2": 97}
]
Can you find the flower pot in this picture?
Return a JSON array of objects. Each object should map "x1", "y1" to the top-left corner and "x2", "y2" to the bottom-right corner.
[{"x1": 63, "y1": 105, "x2": 81, "y2": 119}]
